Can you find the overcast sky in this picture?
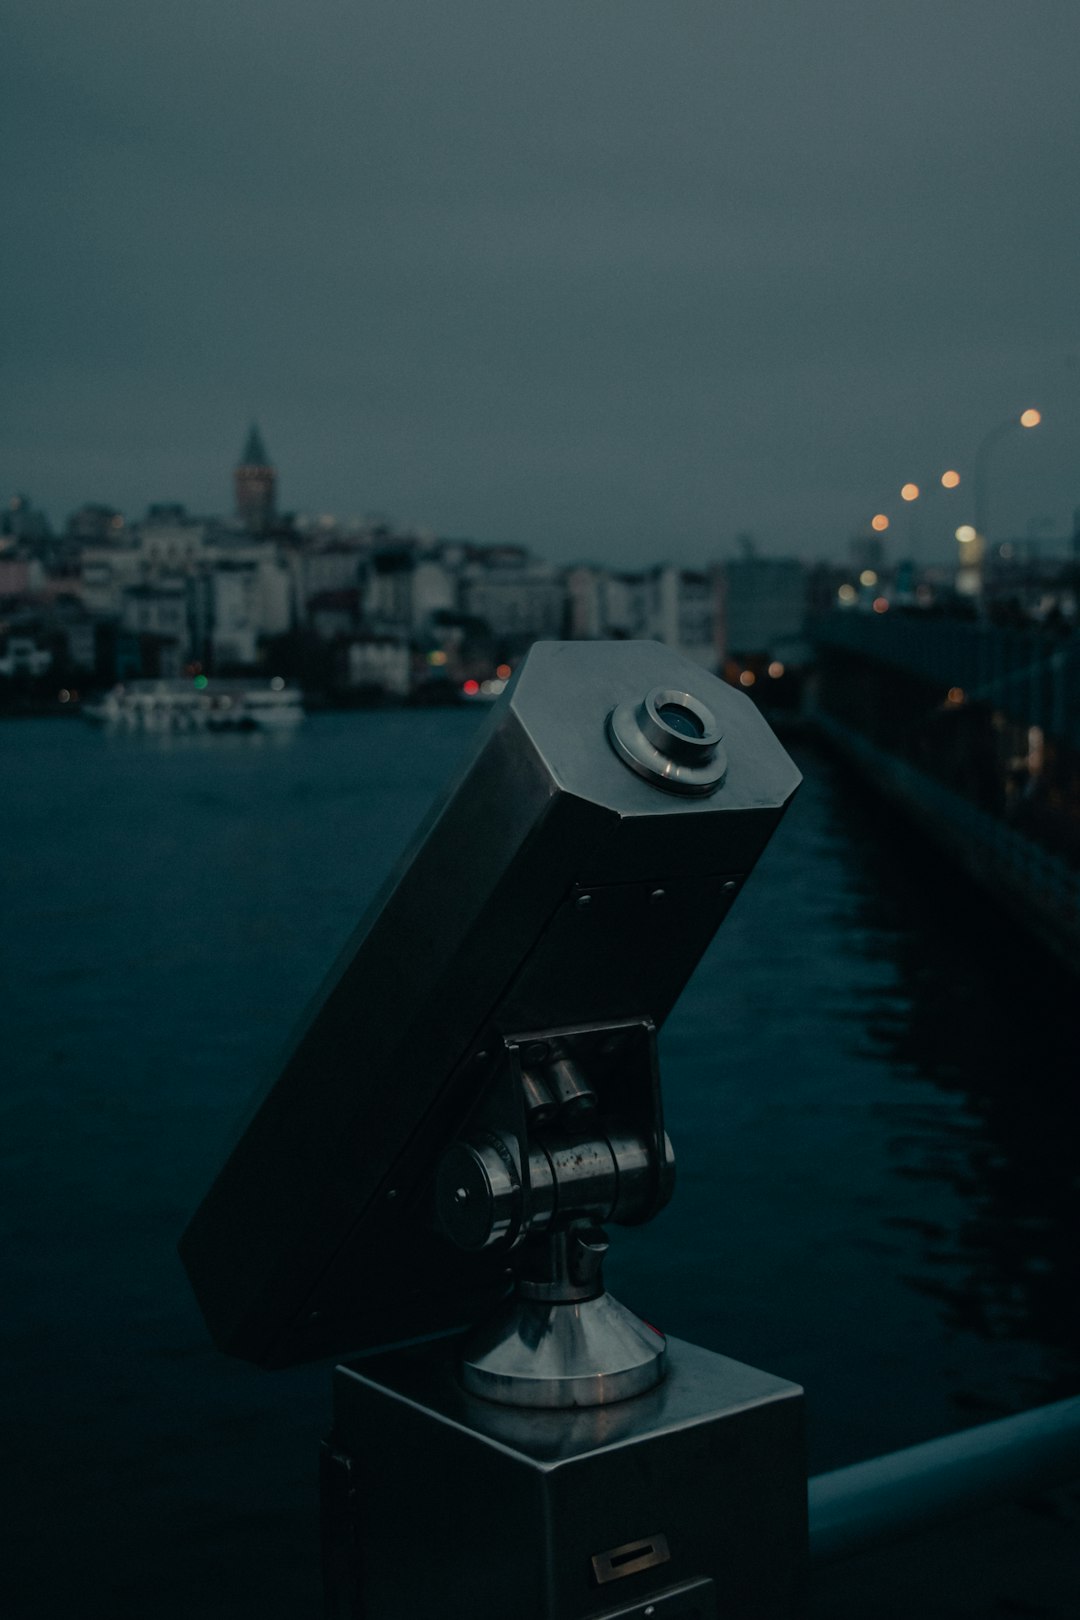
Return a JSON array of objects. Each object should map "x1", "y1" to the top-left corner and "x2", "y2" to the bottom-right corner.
[{"x1": 4, "y1": 2, "x2": 1080, "y2": 564}]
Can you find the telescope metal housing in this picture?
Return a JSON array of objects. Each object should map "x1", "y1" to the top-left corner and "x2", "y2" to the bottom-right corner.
[{"x1": 180, "y1": 640, "x2": 800, "y2": 1369}]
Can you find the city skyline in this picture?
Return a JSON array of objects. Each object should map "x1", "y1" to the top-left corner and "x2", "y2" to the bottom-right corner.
[
  {"x1": 5, "y1": 4, "x2": 1080, "y2": 563},
  {"x1": 8, "y1": 407, "x2": 1078, "y2": 573}
]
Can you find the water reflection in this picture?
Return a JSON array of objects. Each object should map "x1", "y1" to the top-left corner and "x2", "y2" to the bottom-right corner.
[{"x1": 827, "y1": 754, "x2": 1080, "y2": 1409}]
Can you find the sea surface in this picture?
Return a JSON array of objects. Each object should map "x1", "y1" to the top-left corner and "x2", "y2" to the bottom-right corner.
[{"x1": 3, "y1": 710, "x2": 1078, "y2": 1618}]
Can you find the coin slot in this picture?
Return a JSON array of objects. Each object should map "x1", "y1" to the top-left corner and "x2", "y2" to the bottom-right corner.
[{"x1": 592, "y1": 1532, "x2": 671, "y2": 1584}]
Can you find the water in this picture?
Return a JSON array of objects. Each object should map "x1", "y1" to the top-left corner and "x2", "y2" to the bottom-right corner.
[{"x1": 3, "y1": 712, "x2": 1078, "y2": 1618}]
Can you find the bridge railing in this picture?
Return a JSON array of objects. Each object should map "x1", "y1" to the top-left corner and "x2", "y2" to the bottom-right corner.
[
  {"x1": 808, "y1": 1394, "x2": 1080, "y2": 1565},
  {"x1": 814, "y1": 612, "x2": 1080, "y2": 748}
]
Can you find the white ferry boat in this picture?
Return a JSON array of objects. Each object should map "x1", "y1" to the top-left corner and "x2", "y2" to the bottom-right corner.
[{"x1": 83, "y1": 677, "x2": 305, "y2": 732}]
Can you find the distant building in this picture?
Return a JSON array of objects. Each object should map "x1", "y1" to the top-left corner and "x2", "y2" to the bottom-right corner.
[
  {"x1": 202, "y1": 551, "x2": 293, "y2": 669},
  {"x1": 601, "y1": 570, "x2": 651, "y2": 639},
  {"x1": 80, "y1": 545, "x2": 145, "y2": 618},
  {"x1": 120, "y1": 579, "x2": 188, "y2": 643},
  {"x1": 293, "y1": 540, "x2": 368, "y2": 617},
  {"x1": 460, "y1": 550, "x2": 564, "y2": 645},
  {"x1": 234, "y1": 423, "x2": 277, "y2": 535},
  {"x1": 648, "y1": 566, "x2": 717, "y2": 668},
  {"x1": 206, "y1": 562, "x2": 260, "y2": 667},
  {"x1": 0, "y1": 557, "x2": 45, "y2": 602},
  {"x1": 718, "y1": 555, "x2": 806, "y2": 660},
  {"x1": 139, "y1": 512, "x2": 209, "y2": 570},
  {"x1": 364, "y1": 545, "x2": 458, "y2": 637},
  {"x1": 0, "y1": 630, "x2": 53, "y2": 680},
  {"x1": 345, "y1": 634, "x2": 411, "y2": 698},
  {"x1": 309, "y1": 589, "x2": 361, "y2": 641},
  {"x1": 565, "y1": 563, "x2": 717, "y2": 667},
  {"x1": 67, "y1": 504, "x2": 126, "y2": 544}
]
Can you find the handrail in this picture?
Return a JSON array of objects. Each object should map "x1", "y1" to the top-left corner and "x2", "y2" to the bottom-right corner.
[{"x1": 808, "y1": 1395, "x2": 1080, "y2": 1565}]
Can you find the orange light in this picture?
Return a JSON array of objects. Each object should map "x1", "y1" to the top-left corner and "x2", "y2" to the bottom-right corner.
[
  {"x1": 738, "y1": 670, "x2": 756, "y2": 688},
  {"x1": 871, "y1": 513, "x2": 889, "y2": 532},
  {"x1": 872, "y1": 596, "x2": 889, "y2": 614},
  {"x1": 941, "y1": 469, "x2": 961, "y2": 489},
  {"x1": 767, "y1": 661, "x2": 784, "y2": 679},
  {"x1": 1020, "y1": 408, "x2": 1041, "y2": 428},
  {"x1": 496, "y1": 663, "x2": 511, "y2": 679},
  {"x1": 463, "y1": 679, "x2": 480, "y2": 695},
  {"x1": 947, "y1": 686, "x2": 965, "y2": 705},
  {"x1": 900, "y1": 483, "x2": 920, "y2": 502}
]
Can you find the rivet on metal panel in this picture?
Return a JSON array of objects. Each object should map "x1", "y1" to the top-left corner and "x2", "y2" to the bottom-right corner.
[
  {"x1": 576, "y1": 893, "x2": 593, "y2": 910},
  {"x1": 650, "y1": 888, "x2": 666, "y2": 903}
]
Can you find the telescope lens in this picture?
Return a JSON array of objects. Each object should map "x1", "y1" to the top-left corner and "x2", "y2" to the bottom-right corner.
[
  {"x1": 656, "y1": 702, "x2": 705, "y2": 740},
  {"x1": 607, "y1": 683, "x2": 727, "y2": 795}
]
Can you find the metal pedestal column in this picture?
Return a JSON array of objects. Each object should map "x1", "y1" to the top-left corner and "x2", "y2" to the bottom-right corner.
[{"x1": 321, "y1": 1335, "x2": 806, "y2": 1620}]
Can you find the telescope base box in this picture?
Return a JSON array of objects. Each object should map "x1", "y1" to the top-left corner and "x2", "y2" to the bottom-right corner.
[{"x1": 322, "y1": 1334, "x2": 806, "y2": 1620}]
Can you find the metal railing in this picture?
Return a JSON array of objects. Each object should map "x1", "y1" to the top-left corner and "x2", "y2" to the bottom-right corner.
[
  {"x1": 812, "y1": 711, "x2": 1080, "y2": 957},
  {"x1": 814, "y1": 612, "x2": 1080, "y2": 747},
  {"x1": 808, "y1": 1395, "x2": 1080, "y2": 1564}
]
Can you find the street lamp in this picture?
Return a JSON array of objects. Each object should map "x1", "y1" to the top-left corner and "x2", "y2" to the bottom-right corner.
[
  {"x1": 973, "y1": 408, "x2": 1042, "y2": 550},
  {"x1": 870, "y1": 470, "x2": 961, "y2": 564}
]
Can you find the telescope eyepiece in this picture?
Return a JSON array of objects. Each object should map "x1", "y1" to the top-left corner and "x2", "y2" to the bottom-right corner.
[{"x1": 608, "y1": 685, "x2": 727, "y2": 795}]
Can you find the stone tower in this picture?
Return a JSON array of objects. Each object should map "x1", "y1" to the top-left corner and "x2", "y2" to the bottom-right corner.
[{"x1": 234, "y1": 423, "x2": 277, "y2": 535}]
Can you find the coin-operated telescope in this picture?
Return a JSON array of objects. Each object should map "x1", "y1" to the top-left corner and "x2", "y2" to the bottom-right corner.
[{"x1": 181, "y1": 641, "x2": 807, "y2": 1620}]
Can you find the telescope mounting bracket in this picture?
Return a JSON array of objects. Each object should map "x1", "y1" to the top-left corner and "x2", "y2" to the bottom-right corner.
[{"x1": 435, "y1": 1018, "x2": 675, "y2": 1407}]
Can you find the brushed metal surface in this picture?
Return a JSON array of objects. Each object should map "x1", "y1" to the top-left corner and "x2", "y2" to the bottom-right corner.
[
  {"x1": 325, "y1": 1335, "x2": 806, "y2": 1620},
  {"x1": 459, "y1": 1288, "x2": 667, "y2": 1407},
  {"x1": 180, "y1": 641, "x2": 800, "y2": 1367}
]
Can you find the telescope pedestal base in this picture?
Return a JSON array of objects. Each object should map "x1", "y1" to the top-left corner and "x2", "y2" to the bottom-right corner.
[
  {"x1": 460, "y1": 1287, "x2": 667, "y2": 1408},
  {"x1": 322, "y1": 1334, "x2": 806, "y2": 1620}
]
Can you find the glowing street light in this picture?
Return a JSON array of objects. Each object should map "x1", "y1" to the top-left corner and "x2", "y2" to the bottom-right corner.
[
  {"x1": 871, "y1": 513, "x2": 889, "y2": 532},
  {"x1": 974, "y1": 407, "x2": 1043, "y2": 550},
  {"x1": 900, "y1": 482, "x2": 920, "y2": 502},
  {"x1": 940, "y1": 469, "x2": 961, "y2": 489}
]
